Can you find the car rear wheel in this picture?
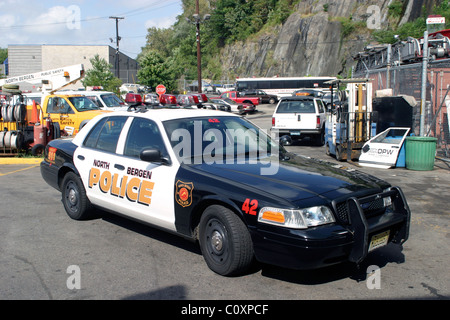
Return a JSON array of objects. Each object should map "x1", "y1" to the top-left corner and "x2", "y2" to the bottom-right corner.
[
  {"x1": 199, "y1": 205, "x2": 254, "y2": 276},
  {"x1": 61, "y1": 172, "x2": 93, "y2": 220}
]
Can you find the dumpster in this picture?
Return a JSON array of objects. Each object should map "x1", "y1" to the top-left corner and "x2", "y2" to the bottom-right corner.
[{"x1": 405, "y1": 136, "x2": 437, "y2": 171}]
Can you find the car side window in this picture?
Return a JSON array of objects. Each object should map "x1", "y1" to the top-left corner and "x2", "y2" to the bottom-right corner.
[
  {"x1": 47, "y1": 97, "x2": 73, "y2": 114},
  {"x1": 83, "y1": 116, "x2": 128, "y2": 153},
  {"x1": 124, "y1": 118, "x2": 168, "y2": 159},
  {"x1": 317, "y1": 99, "x2": 325, "y2": 113}
]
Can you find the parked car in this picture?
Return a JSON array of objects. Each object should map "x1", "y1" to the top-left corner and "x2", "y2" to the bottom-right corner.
[
  {"x1": 40, "y1": 108, "x2": 411, "y2": 276},
  {"x1": 218, "y1": 91, "x2": 260, "y2": 106},
  {"x1": 211, "y1": 98, "x2": 254, "y2": 114},
  {"x1": 55, "y1": 90, "x2": 128, "y2": 111},
  {"x1": 216, "y1": 84, "x2": 235, "y2": 94},
  {"x1": 271, "y1": 96, "x2": 326, "y2": 146},
  {"x1": 202, "y1": 97, "x2": 231, "y2": 112},
  {"x1": 240, "y1": 89, "x2": 278, "y2": 104}
]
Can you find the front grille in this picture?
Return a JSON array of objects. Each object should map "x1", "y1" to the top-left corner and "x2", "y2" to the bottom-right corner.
[
  {"x1": 332, "y1": 191, "x2": 394, "y2": 225},
  {"x1": 335, "y1": 202, "x2": 350, "y2": 224}
]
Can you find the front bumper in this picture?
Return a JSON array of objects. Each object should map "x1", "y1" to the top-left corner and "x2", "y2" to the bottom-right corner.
[{"x1": 250, "y1": 187, "x2": 410, "y2": 270}]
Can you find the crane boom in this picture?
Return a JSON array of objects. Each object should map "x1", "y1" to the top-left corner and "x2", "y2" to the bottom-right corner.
[{"x1": 0, "y1": 64, "x2": 85, "y2": 94}]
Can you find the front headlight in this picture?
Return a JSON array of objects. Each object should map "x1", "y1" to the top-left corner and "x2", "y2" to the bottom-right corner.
[{"x1": 258, "y1": 206, "x2": 335, "y2": 229}]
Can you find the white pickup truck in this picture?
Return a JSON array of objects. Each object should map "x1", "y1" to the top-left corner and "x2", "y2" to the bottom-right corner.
[{"x1": 216, "y1": 84, "x2": 235, "y2": 94}]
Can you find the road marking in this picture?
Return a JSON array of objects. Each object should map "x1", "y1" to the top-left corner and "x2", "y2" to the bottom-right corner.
[{"x1": 0, "y1": 164, "x2": 40, "y2": 176}]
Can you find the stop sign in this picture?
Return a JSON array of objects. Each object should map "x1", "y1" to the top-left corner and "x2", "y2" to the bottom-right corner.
[{"x1": 156, "y1": 84, "x2": 166, "y2": 95}]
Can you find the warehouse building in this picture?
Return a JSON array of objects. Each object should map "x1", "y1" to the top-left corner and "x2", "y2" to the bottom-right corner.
[{"x1": 6, "y1": 44, "x2": 138, "y2": 91}]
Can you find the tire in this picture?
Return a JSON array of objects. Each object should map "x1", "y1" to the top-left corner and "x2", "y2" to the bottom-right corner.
[
  {"x1": 269, "y1": 97, "x2": 276, "y2": 104},
  {"x1": 314, "y1": 130, "x2": 325, "y2": 146},
  {"x1": 31, "y1": 144, "x2": 45, "y2": 156},
  {"x1": 14, "y1": 104, "x2": 27, "y2": 122},
  {"x1": 61, "y1": 172, "x2": 93, "y2": 220},
  {"x1": 198, "y1": 205, "x2": 254, "y2": 276},
  {"x1": 53, "y1": 122, "x2": 61, "y2": 139},
  {"x1": 2, "y1": 84, "x2": 19, "y2": 90},
  {"x1": 335, "y1": 144, "x2": 344, "y2": 162}
]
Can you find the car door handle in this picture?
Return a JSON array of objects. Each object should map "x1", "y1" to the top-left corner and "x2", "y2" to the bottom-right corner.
[
  {"x1": 114, "y1": 164, "x2": 125, "y2": 171},
  {"x1": 77, "y1": 155, "x2": 85, "y2": 160}
]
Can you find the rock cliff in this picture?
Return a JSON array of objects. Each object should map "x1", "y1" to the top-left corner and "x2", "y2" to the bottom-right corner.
[{"x1": 220, "y1": 0, "x2": 437, "y2": 78}]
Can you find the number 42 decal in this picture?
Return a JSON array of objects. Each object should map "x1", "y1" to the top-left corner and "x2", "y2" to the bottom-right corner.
[{"x1": 242, "y1": 198, "x2": 258, "y2": 216}]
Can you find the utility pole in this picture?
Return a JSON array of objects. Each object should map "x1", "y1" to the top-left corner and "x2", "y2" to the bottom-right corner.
[
  {"x1": 186, "y1": 1, "x2": 210, "y2": 93},
  {"x1": 195, "y1": 0, "x2": 202, "y2": 93},
  {"x1": 110, "y1": 16, "x2": 124, "y2": 81},
  {"x1": 420, "y1": 30, "x2": 429, "y2": 136}
]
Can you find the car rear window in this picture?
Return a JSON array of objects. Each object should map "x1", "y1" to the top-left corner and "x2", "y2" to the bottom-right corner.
[{"x1": 276, "y1": 100, "x2": 315, "y2": 113}]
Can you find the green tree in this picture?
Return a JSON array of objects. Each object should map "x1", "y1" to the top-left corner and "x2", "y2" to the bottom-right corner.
[
  {"x1": 0, "y1": 48, "x2": 7, "y2": 64},
  {"x1": 137, "y1": 51, "x2": 176, "y2": 92},
  {"x1": 82, "y1": 55, "x2": 122, "y2": 93}
]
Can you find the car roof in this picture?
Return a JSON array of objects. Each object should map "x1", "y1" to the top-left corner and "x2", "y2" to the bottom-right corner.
[
  {"x1": 73, "y1": 108, "x2": 239, "y2": 145},
  {"x1": 101, "y1": 108, "x2": 239, "y2": 122}
]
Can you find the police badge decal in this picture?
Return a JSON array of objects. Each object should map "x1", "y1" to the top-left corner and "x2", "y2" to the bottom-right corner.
[{"x1": 175, "y1": 180, "x2": 194, "y2": 207}]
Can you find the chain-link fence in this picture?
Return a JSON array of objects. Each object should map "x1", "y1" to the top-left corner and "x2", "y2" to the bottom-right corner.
[{"x1": 354, "y1": 59, "x2": 450, "y2": 160}]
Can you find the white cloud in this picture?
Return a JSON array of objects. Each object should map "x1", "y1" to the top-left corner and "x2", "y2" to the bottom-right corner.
[
  {"x1": 24, "y1": 6, "x2": 79, "y2": 35},
  {"x1": 0, "y1": 14, "x2": 16, "y2": 27},
  {"x1": 144, "y1": 13, "x2": 178, "y2": 30}
]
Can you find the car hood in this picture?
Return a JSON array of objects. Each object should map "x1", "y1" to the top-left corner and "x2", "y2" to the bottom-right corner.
[
  {"x1": 187, "y1": 153, "x2": 390, "y2": 203},
  {"x1": 78, "y1": 109, "x2": 112, "y2": 114}
]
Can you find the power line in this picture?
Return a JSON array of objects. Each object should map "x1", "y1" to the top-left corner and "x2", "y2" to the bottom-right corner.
[{"x1": 0, "y1": 1, "x2": 181, "y2": 31}]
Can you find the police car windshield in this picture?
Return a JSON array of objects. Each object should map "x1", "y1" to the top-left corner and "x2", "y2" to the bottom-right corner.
[
  {"x1": 68, "y1": 96, "x2": 101, "y2": 111},
  {"x1": 163, "y1": 116, "x2": 280, "y2": 164}
]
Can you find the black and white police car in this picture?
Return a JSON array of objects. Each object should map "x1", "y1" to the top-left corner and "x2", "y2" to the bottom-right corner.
[{"x1": 40, "y1": 108, "x2": 410, "y2": 276}]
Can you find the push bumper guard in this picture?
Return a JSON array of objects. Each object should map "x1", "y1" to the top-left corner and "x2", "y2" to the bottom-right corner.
[{"x1": 345, "y1": 186, "x2": 411, "y2": 264}]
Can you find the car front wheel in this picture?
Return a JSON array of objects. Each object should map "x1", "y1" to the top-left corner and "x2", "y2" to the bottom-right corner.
[{"x1": 199, "y1": 205, "x2": 254, "y2": 276}]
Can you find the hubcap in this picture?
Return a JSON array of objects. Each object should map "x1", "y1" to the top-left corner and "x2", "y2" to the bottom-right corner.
[
  {"x1": 211, "y1": 230, "x2": 223, "y2": 252},
  {"x1": 68, "y1": 188, "x2": 77, "y2": 205}
]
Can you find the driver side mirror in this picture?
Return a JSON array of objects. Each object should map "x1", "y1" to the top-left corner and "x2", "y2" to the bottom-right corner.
[{"x1": 140, "y1": 148, "x2": 171, "y2": 165}]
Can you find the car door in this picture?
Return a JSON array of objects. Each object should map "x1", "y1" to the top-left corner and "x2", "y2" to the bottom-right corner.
[
  {"x1": 74, "y1": 115, "x2": 178, "y2": 232},
  {"x1": 359, "y1": 127, "x2": 410, "y2": 168},
  {"x1": 46, "y1": 96, "x2": 76, "y2": 132},
  {"x1": 316, "y1": 99, "x2": 326, "y2": 127}
]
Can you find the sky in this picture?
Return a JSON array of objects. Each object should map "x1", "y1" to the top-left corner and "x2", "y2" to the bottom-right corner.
[{"x1": 0, "y1": 0, "x2": 183, "y2": 59}]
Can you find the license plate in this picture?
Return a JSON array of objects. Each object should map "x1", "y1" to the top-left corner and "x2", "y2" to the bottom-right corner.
[
  {"x1": 368, "y1": 230, "x2": 390, "y2": 252},
  {"x1": 291, "y1": 131, "x2": 301, "y2": 136}
]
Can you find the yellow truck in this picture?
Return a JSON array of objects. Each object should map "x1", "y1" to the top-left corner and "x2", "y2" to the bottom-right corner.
[
  {"x1": 39, "y1": 93, "x2": 110, "y2": 135},
  {"x1": 0, "y1": 64, "x2": 111, "y2": 155}
]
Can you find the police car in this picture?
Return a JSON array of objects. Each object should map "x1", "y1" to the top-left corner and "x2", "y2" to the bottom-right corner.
[{"x1": 40, "y1": 108, "x2": 411, "y2": 276}]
